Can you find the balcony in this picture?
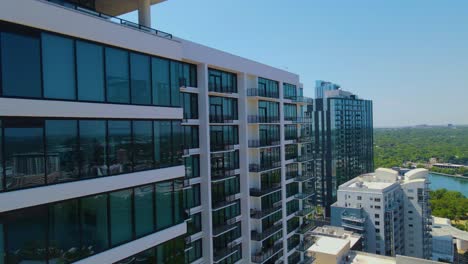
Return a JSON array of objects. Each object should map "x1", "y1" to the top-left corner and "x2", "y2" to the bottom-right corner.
[
  {"x1": 251, "y1": 223, "x2": 282, "y2": 241},
  {"x1": 249, "y1": 139, "x2": 281, "y2": 148},
  {"x1": 212, "y1": 217, "x2": 241, "y2": 237},
  {"x1": 294, "y1": 174, "x2": 314, "y2": 182},
  {"x1": 291, "y1": 96, "x2": 313, "y2": 104},
  {"x1": 297, "y1": 136, "x2": 313, "y2": 143},
  {"x1": 342, "y1": 215, "x2": 366, "y2": 223},
  {"x1": 286, "y1": 171, "x2": 299, "y2": 180},
  {"x1": 211, "y1": 169, "x2": 239, "y2": 181},
  {"x1": 294, "y1": 190, "x2": 315, "y2": 200},
  {"x1": 248, "y1": 115, "x2": 280, "y2": 124},
  {"x1": 251, "y1": 203, "x2": 282, "y2": 219},
  {"x1": 212, "y1": 193, "x2": 241, "y2": 210},
  {"x1": 42, "y1": 0, "x2": 173, "y2": 39},
  {"x1": 214, "y1": 244, "x2": 242, "y2": 263},
  {"x1": 247, "y1": 88, "x2": 279, "y2": 99},
  {"x1": 211, "y1": 143, "x2": 238, "y2": 152},
  {"x1": 209, "y1": 115, "x2": 238, "y2": 124},
  {"x1": 296, "y1": 238, "x2": 315, "y2": 252},
  {"x1": 296, "y1": 207, "x2": 315, "y2": 217},
  {"x1": 251, "y1": 242, "x2": 283, "y2": 263},
  {"x1": 249, "y1": 162, "x2": 281, "y2": 173},
  {"x1": 250, "y1": 184, "x2": 281, "y2": 197},
  {"x1": 297, "y1": 221, "x2": 315, "y2": 234}
]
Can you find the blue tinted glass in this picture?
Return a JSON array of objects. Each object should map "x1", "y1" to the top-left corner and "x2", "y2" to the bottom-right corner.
[
  {"x1": 45, "y1": 120, "x2": 79, "y2": 183},
  {"x1": 4, "y1": 120, "x2": 45, "y2": 190},
  {"x1": 108, "y1": 121, "x2": 132, "y2": 175},
  {"x1": 0, "y1": 120, "x2": 2, "y2": 191},
  {"x1": 1, "y1": 32, "x2": 41, "y2": 98},
  {"x1": 42, "y1": 33, "x2": 76, "y2": 100},
  {"x1": 156, "y1": 181, "x2": 174, "y2": 230},
  {"x1": 130, "y1": 53, "x2": 151, "y2": 105},
  {"x1": 81, "y1": 194, "x2": 109, "y2": 255},
  {"x1": 79, "y1": 120, "x2": 107, "y2": 178},
  {"x1": 135, "y1": 185, "x2": 154, "y2": 237},
  {"x1": 151, "y1": 57, "x2": 170, "y2": 106},
  {"x1": 106, "y1": 47, "x2": 129, "y2": 103},
  {"x1": 110, "y1": 189, "x2": 133, "y2": 246},
  {"x1": 76, "y1": 41, "x2": 105, "y2": 101},
  {"x1": 133, "y1": 121, "x2": 153, "y2": 171},
  {"x1": 49, "y1": 200, "x2": 80, "y2": 263},
  {"x1": 170, "y1": 62, "x2": 181, "y2": 106}
]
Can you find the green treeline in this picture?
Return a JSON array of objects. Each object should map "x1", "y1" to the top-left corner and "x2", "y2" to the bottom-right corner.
[
  {"x1": 374, "y1": 126, "x2": 468, "y2": 173},
  {"x1": 430, "y1": 189, "x2": 468, "y2": 231}
]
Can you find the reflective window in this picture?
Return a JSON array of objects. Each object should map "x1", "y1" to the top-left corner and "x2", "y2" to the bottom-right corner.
[
  {"x1": 152, "y1": 57, "x2": 170, "y2": 106},
  {"x1": 170, "y1": 62, "x2": 182, "y2": 106},
  {"x1": 156, "y1": 181, "x2": 173, "y2": 230},
  {"x1": 76, "y1": 40, "x2": 105, "y2": 102},
  {"x1": 208, "y1": 68, "x2": 237, "y2": 93},
  {"x1": 187, "y1": 213, "x2": 202, "y2": 235},
  {"x1": 133, "y1": 121, "x2": 153, "y2": 171},
  {"x1": 49, "y1": 200, "x2": 81, "y2": 262},
  {"x1": 110, "y1": 189, "x2": 133, "y2": 246},
  {"x1": 184, "y1": 183, "x2": 201, "y2": 209},
  {"x1": 183, "y1": 125, "x2": 199, "y2": 150},
  {"x1": 106, "y1": 47, "x2": 130, "y2": 103},
  {"x1": 184, "y1": 155, "x2": 200, "y2": 179},
  {"x1": 1, "y1": 32, "x2": 41, "y2": 98},
  {"x1": 171, "y1": 121, "x2": 183, "y2": 165},
  {"x1": 130, "y1": 53, "x2": 151, "y2": 105},
  {"x1": 45, "y1": 120, "x2": 79, "y2": 184},
  {"x1": 108, "y1": 121, "x2": 132, "y2": 175},
  {"x1": 0, "y1": 121, "x2": 2, "y2": 191},
  {"x1": 173, "y1": 179, "x2": 184, "y2": 224},
  {"x1": 134, "y1": 185, "x2": 155, "y2": 237},
  {"x1": 155, "y1": 236, "x2": 185, "y2": 263},
  {"x1": 42, "y1": 33, "x2": 76, "y2": 100},
  {"x1": 81, "y1": 194, "x2": 109, "y2": 255},
  {"x1": 186, "y1": 239, "x2": 203, "y2": 263},
  {"x1": 4, "y1": 206, "x2": 47, "y2": 263},
  {"x1": 182, "y1": 93, "x2": 199, "y2": 119},
  {"x1": 80, "y1": 120, "x2": 107, "y2": 178},
  {"x1": 4, "y1": 119, "x2": 45, "y2": 190},
  {"x1": 154, "y1": 121, "x2": 171, "y2": 168}
]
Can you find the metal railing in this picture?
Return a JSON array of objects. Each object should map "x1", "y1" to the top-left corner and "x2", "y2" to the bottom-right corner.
[
  {"x1": 251, "y1": 242, "x2": 283, "y2": 263},
  {"x1": 251, "y1": 224, "x2": 282, "y2": 241},
  {"x1": 247, "y1": 88, "x2": 279, "y2": 99},
  {"x1": 43, "y1": 0, "x2": 173, "y2": 39},
  {"x1": 248, "y1": 139, "x2": 281, "y2": 148},
  {"x1": 250, "y1": 184, "x2": 281, "y2": 197},
  {"x1": 248, "y1": 115, "x2": 280, "y2": 124},
  {"x1": 249, "y1": 162, "x2": 281, "y2": 172}
]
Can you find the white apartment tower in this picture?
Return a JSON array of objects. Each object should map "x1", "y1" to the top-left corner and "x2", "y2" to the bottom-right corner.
[
  {"x1": 331, "y1": 168, "x2": 432, "y2": 260},
  {"x1": 0, "y1": 0, "x2": 317, "y2": 263}
]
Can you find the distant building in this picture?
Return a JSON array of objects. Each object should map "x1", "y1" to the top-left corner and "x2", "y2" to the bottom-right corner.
[
  {"x1": 315, "y1": 80, "x2": 340, "y2": 99},
  {"x1": 432, "y1": 163, "x2": 467, "y2": 169},
  {"x1": 330, "y1": 168, "x2": 432, "y2": 259}
]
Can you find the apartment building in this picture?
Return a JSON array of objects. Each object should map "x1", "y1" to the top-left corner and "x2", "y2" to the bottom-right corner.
[
  {"x1": 0, "y1": 0, "x2": 319, "y2": 263},
  {"x1": 330, "y1": 168, "x2": 432, "y2": 260}
]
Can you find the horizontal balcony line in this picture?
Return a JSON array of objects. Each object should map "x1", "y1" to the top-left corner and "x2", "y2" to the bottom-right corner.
[{"x1": 0, "y1": 165, "x2": 184, "y2": 213}]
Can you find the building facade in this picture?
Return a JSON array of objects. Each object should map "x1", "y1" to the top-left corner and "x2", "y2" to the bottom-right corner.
[
  {"x1": 331, "y1": 168, "x2": 432, "y2": 260},
  {"x1": 0, "y1": 0, "x2": 322, "y2": 263},
  {"x1": 313, "y1": 87, "x2": 374, "y2": 212}
]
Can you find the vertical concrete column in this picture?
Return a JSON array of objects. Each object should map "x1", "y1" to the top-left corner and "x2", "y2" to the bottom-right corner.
[
  {"x1": 138, "y1": 0, "x2": 151, "y2": 27},
  {"x1": 238, "y1": 72, "x2": 251, "y2": 262},
  {"x1": 279, "y1": 82, "x2": 289, "y2": 262},
  {"x1": 197, "y1": 63, "x2": 213, "y2": 263}
]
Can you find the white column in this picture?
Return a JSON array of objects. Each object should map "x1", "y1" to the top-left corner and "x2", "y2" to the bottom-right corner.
[
  {"x1": 197, "y1": 63, "x2": 213, "y2": 263},
  {"x1": 279, "y1": 82, "x2": 289, "y2": 262},
  {"x1": 138, "y1": 0, "x2": 151, "y2": 27},
  {"x1": 238, "y1": 72, "x2": 251, "y2": 262}
]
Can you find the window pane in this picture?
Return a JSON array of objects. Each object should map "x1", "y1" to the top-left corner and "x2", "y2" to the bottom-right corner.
[
  {"x1": 1, "y1": 32, "x2": 41, "y2": 98},
  {"x1": 133, "y1": 121, "x2": 153, "y2": 171},
  {"x1": 106, "y1": 47, "x2": 129, "y2": 103},
  {"x1": 173, "y1": 179, "x2": 184, "y2": 224},
  {"x1": 171, "y1": 121, "x2": 182, "y2": 165},
  {"x1": 79, "y1": 120, "x2": 107, "y2": 178},
  {"x1": 156, "y1": 181, "x2": 173, "y2": 230},
  {"x1": 151, "y1": 57, "x2": 170, "y2": 106},
  {"x1": 110, "y1": 189, "x2": 133, "y2": 246},
  {"x1": 76, "y1": 41, "x2": 104, "y2": 102},
  {"x1": 0, "y1": 120, "x2": 3, "y2": 191},
  {"x1": 154, "y1": 121, "x2": 171, "y2": 168},
  {"x1": 130, "y1": 53, "x2": 151, "y2": 105},
  {"x1": 4, "y1": 119, "x2": 45, "y2": 190},
  {"x1": 4, "y1": 206, "x2": 47, "y2": 263},
  {"x1": 49, "y1": 200, "x2": 81, "y2": 263},
  {"x1": 170, "y1": 62, "x2": 181, "y2": 106},
  {"x1": 81, "y1": 194, "x2": 109, "y2": 255},
  {"x1": 135, "y1": 185, "x2": 155, "y2": 237},
  {"x1": 46, "y1": 120, "x2": 79, "y2": 184},
  {"x1": 108, "y1": 121, "x2": 132, "y2": 175},
  {"x1": 42, "y1": 33, "x2": 76, "y2": 100}
]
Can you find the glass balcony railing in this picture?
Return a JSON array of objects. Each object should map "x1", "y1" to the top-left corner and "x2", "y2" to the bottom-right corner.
[
  {"x1": 250, "y1": 184, "x2": 281, "y2": 197},
  {"x1": 248, "y1": 115, "x2": 280, "y2": 124},
  {"x1": 248, "y1": 139, "x2": 281, "y2": 148},
  {"x1": 214, "y1": 244, "x2": 241, "y2": 263},
  {"x1": 297, "y1": 221, "x2": 315, "y2": 234},
  {"x1": 43, "y1": 0, "x2": 173, "y2": 39},
  {"x1": 251, "y1": 242, "x2": 283, "y2": 263},
  {"x1": 209, "y1": 115, "x2": 238, "y2": 123},
  {"x1": 247, "y1": 88, "x2": 279, "y2": 99},
  {"x1": 251, "y1": 223, "x2": 282, "y2": 241},
  {"x1": 249, "y1": 162, "x2": 281, "y2": 173},
  {"x1": 250, "y1": 203, "x2": 282, "y2": 219}
]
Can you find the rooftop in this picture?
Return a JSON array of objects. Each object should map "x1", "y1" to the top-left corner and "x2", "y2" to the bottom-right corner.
[{"x1": 309, "y1": 236, "x2": 349, "y2": 255}]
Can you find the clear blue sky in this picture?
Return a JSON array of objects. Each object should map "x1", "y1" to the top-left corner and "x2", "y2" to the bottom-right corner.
[{"x1": 123, "y1": 0, "x2": 468, "y2": 127}]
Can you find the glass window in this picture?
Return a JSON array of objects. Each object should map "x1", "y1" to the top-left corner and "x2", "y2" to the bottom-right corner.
[
  {"x1": 0, "y1": 120, "x2": 3, "y2": 191},
  {"x1": 135, "y1": 185, "x2": 155, "y2": 238},
  {"x1": 4, "y1": 206, "x2": 47, "y2": 263},
  {"x1": 130, "y1": 53, "x2": 151, "y2": 105},
  {"x1": 79, "y1": 120, "x2": 107, "y2": 178},
  {"x1": 171, "y1": 121, "x2": 183, "y2": 165},
  {"x1": 45, "y1": 120, "x2": 79, "y2": 184},
  {"x1": 106, "y1": 47, "x2": 130, "y2": 103},
  {"x1": 4, "y1": 119, "x2": 45, "y2": 190},
  {"x1": 42, "y1": 33, "x2": 76, "y2": 100},
  {"x1": 1, "y1": 32, "x2": 41, "y2": 98},
  {"x1": 173, "y1": 179, "x2": 184, "y2": 224},
  {"x1": 81, "y1": 194, "x2": 109, "y2": 256},
  {"x1": 154, "y1": 121, "x2": 171, "y2": 168},
  {"x1": 156, "y1": 181, "x2": 174, "y2": 230},
  {"x1": 152, "y1": 57, "x2": 170, "y2": 106},
  {"x1": 170, "y1": 62, "x2": 181, "y2": 106},
  {"x1": 49, "y1": 200, "x2": 81, "y2": 263},
  {"x1": 133, "y1": 121, "x2": 153, "y2": 171},
  {"x1": 108, "y1": 121, "x2": 132, "y2": 175},
  {"x1": 110, "y1": 189, "x2": 133, "y2": 246},
  {"x1": 76, "y1": 40, "x2": 105, "y2": 102},
  {"x1": 156, "y1": 237, "x2": 185, "y2": 263}
]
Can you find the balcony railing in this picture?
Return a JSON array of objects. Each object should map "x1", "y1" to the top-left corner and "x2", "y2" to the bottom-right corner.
[
  {"x1": 251, "y1": 223, "x2": 282, "y2": 241},
  {"x1": 291, "y1": 96, "x2": 314, "y2": 104},
  {"x1": 248, "y1": 115, "x2": 280, "y2": 124},
  {"x1": 297, "y1": 154, "x2": 315, "y2": 162},
  {"x1": 297, "y1": 136, "x2": 313, "y2": 143},
  {"x1": 212, "y1": 217, "x2": 240, "y2": 237},
  {"x1": 286, "y1": 171, "x2": 299, "y2": 180},
  {"x1": 209, "y1": 115, "x2": 238, "y2": 123},
  {"x1": 248, "y1": 139, "x2": 281, "y2": 148},
  {"x1": 251, "y1": 204, "x2": 282, "y2": 219},
  {"x1": 251, "y1": 242, "x2": 283, "y2": 263},
  {"x1": 211, "y1": 169, "x2": 239, "y2": 181},
  {"x1": 214, "y1": 244, "x2": 241, "y2": 263},
  {"x1": 249, "y1": 162, "x2": 281, "y2": 173},
  {"x1": 294, "y1": 190, "x2": 315, "y2": 200},
  {"x1": 296, "y1": 238, "x2": 315, "y2": 252},
  {"x1": 43, "y1": 0, "x2": 173, "y2": 39},
  {"x1": 296, "y1": 207, "x2": 315, "y2": 217},
  {"x1": 247, "y1": 88, "x2": 279, "y2": 99},
  {"x1": 297, "y1": 221, "x2": 315, "y2": 234},
  {"x1": 250, "y1": 184, "x2": 281, "y2": 197},
  {"x1": 294, "y1": 174, "x2": 314, "y2": 182}
]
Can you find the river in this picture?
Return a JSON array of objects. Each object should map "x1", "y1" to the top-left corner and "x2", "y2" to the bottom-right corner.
[{"x1": 429, "y1": 172, "x2": 468, "y2": 197}]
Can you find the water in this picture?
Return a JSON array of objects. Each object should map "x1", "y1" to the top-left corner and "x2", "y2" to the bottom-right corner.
[{"x1": 429, "y1": 172, "x2": 468, "y2": 197}]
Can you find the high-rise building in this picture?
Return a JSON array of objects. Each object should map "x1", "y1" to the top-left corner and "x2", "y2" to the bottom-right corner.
[
  {"x1": 0, "y1": 0, "x2": 319, "y2": 263},
  {"x1": 315, "y1": 80, "x2": 340, "y2": 99},
  {"x1": 330, "y1": 168, "x2": 433, "y2": 260},
  {"x1": 313, "y1": 87, "x2": 374, "y2": 212}
]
